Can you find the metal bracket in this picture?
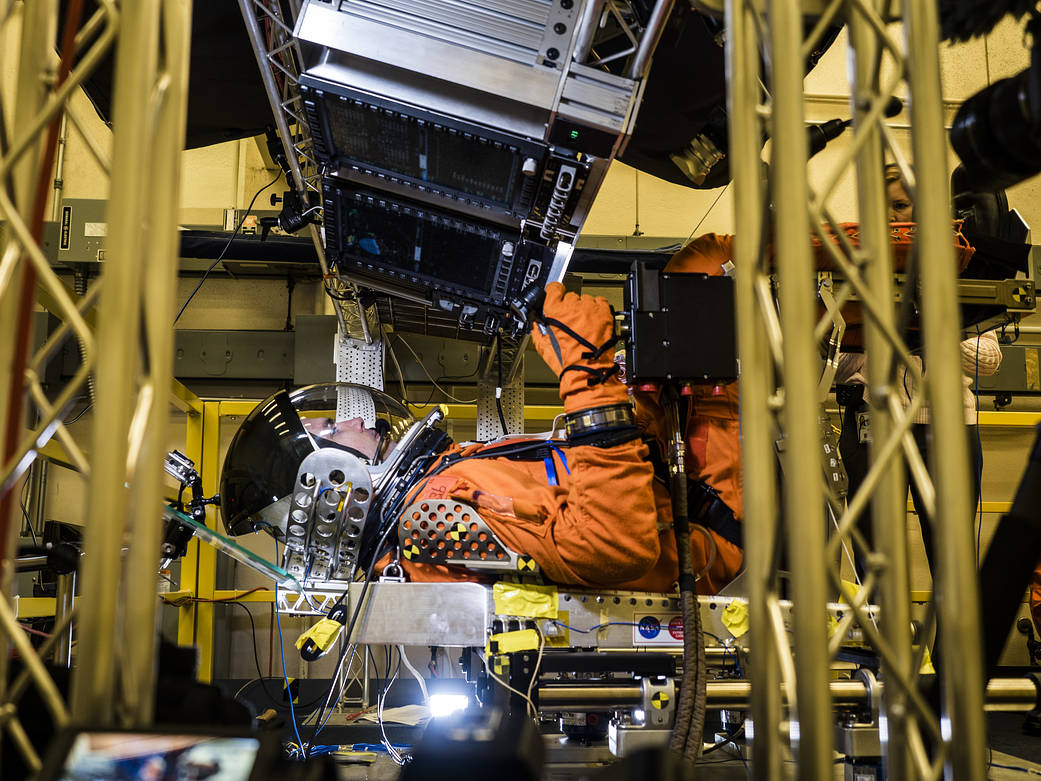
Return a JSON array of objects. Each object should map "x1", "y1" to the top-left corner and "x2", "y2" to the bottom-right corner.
[
  {"x1": 286, "y1": 448, "x2": 373, "y2": 582},
  {"x1": 399, "y1": 499, "x2": 540, "y2": 574}
]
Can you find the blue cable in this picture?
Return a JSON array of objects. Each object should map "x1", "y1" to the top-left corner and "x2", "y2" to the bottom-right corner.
[
  {"x1": 274, "y1": 539, "x2": 306, "y2": 759},
  {"x1": 550, "y1": 619, "x2": 590, "y2": 633},
  {"x1": 550, "y1": 620, "x2": 642, "y2": 633},
  {"x1": 704, "y1": 632, "x2": 741, "y2": 675}
]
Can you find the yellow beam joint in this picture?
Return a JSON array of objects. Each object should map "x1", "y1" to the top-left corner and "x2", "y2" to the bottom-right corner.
[
  {"x1": 217, "y1": 400, "x2": 261, "y2": 417},
  {"x1": 977, "y1": 411, "x2": 1041, "y2": 428},
  {"x1": 36, "y1": 439, "x2": 83, "y2": 472},
  {"x1": 170, "y1": 379, "x2": 203, "y2": 415},
  {"x1": 194, "y1": 401, "x2": 222, "y2": 682},
  {"x1": 177, "y1": 403, "x2": 204, "y2": 648}
]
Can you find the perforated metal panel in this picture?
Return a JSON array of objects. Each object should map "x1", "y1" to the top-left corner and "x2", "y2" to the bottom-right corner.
[
  {"x1": 476, "y1": 356, "x2": 524, "y2": 440},
  {"x1": 335, "y1": 333, "x2": 384, "y2": 424},
  {"x1": 398, "y1": 499, "x2": 538, "y2": 574},
  {"x1": 285, "y1": 448, "x2": 373, "y2": 582}
]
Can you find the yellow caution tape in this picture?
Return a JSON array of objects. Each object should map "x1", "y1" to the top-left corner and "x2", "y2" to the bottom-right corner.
[
  {"x1": 486, "y1": 628, "x2": 540, "y2": 656},
  {"x1": 721, "y1": 600, "x2": 750, "y2": 639},
  {"x1": 294, "y1": 617, "x2": 344, "y2": 652},
  {"x1": 493, "y1": 582, "x2": 558, "y2": 619},
  {"x1": 919, "y1": 645, "x2": 935, "y2": 675},
  {"x1": 839, "y1": 579, "x2": 861, "y2": 604}
]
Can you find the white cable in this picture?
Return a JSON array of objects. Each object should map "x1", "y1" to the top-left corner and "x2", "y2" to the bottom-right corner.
[
  {"x1": 482, "y1": 629, "x2": 544, "y2": 720},
  {"x1": 394, "y1": 334, "x2": 477, "y2": 404},
  {"x1": 397, "y1": 645, "x2": 429, "y2": 703},
  {"x1": 828, "y1": 501, "x2": 861, "y2": 589},
  {"x1": 525, "y1": 628, "x2": 545, "y2": 710},
  {"x1": 483, "y1": 660, "x2": 538, "y2": 719},
  {"x1": 377, "y1": 648, "x2": 408, "y2": 765}
]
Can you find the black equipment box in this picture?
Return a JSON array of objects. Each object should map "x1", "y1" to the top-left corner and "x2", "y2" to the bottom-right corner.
[{"x1": 624, "y1": 266, "x2": 738, "y2": 384}]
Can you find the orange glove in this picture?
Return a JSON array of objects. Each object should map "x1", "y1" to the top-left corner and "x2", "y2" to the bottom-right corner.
[{"x1": 531, "y1": 282, "x2": 628, "y2": 414}]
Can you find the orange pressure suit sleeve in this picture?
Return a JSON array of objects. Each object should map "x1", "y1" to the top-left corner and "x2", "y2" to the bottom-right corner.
[{"x1": 405, "y1": 283, "x2": 662, "y2": 588}]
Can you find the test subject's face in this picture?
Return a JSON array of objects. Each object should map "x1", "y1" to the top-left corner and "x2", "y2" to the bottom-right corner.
[{"x1": 887, "y1": 179, "x2": 914, "y2": 223}]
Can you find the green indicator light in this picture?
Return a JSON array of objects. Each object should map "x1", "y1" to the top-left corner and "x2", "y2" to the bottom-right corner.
[{"x1": 569, "y1": 129, "x2": 579, "y2": 140}]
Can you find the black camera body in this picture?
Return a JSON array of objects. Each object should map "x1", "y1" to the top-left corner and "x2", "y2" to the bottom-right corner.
[
  {"x1": 951, "y1": 14, "x2": 1041, "y2": 192},
  {"x1": 624, "y1": 264, "x2": 738, "y2": 385}
]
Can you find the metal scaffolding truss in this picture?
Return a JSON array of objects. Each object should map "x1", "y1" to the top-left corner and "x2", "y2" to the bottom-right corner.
[
  {"x1": 0, "y1": 0, "x2": 196, "y2": 761},
  {"x1": 237, "y1": 0, "x2": 354, "y2": 336},
  {"x1": 726, "y1": 0, "x2": 987, "y2": 777},
  {"x1": 238, "y1": 0, "x2": 321, "y2": 203}
]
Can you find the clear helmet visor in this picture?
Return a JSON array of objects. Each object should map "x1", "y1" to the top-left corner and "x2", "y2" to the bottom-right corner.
[{"x1": 219, "y1": 383, "x2": 412, "y2": 536}]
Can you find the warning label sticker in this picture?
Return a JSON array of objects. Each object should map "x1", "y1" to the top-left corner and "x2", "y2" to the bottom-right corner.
[{"x1": 633, "y1": 613, "x2": 683, "y2": 646}]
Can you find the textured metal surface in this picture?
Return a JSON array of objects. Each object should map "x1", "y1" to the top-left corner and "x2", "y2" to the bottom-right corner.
[
  {"x1": 287, "y1": 448, "x2": 374, "y2": 582},
  {"x1": 398, "y1": 499, "x2": 538, "y2": 573},
  {"x1": 174, "y1": 331, "x2": 294, "y2": 379},
  {"x1": 336, "y1": 335, "x2": 384, "y2": 393},
  {"x1": 350, "y1": 582, "x2": 492, "y2": 645}
]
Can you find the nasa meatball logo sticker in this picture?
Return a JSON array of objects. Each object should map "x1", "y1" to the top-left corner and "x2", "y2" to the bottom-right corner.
[
  {"x1": 634, "y1": 614, "x2": 683, "y2": 645},
  {"x1": 637, "y1": 616, "x2": 661, "y2": 639}
]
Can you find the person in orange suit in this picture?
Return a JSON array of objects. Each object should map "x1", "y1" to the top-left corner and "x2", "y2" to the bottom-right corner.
[{"x1": 392, "y1": 235, "x2": 743, "y2": 594}]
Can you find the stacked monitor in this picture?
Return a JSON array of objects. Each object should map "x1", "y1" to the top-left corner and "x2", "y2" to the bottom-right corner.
[{"x1": 293, "y1": 0, "x2": 661, "y2": 333}]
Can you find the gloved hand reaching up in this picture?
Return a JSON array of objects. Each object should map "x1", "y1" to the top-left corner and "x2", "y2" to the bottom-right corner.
[{"x1": 531, "y1": 282, "x2": 628, "y2": 414}]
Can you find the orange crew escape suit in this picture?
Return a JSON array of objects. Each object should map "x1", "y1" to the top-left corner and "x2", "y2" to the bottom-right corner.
[{"x1": 402, "y1": 234, "x2": 744, "y2": 594}]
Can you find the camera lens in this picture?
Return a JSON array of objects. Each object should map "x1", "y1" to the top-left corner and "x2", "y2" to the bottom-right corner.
[{"x1": 951, "y1": 70, "x2": 1041, "y2": 191}]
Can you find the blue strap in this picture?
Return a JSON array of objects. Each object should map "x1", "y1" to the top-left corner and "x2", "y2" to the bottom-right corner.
[
  {"x1": 544, "y1": 455, "x2": 558, "y2": 486},
  {"x1": 543, "y1": 446, "x2": 570, "y2": 486},
  {"x1": 550, "y1": 444, "x2": 570, "y2": 475}
]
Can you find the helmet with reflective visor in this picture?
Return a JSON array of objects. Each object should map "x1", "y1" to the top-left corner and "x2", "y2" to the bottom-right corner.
[{"x1": 219, "y1": 383, "x2": 413, "y2": 537}]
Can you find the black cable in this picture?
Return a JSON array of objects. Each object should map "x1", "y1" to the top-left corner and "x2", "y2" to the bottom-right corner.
[
  {"x1": 19, "y1": 479, "x2": 37, "y2": 545},
  {"x1": 701, "y1": 723, "x2": 745, "y2": 755},
  {"x1": 63, "y1": 402, "x2": 93, "y2": 425},
  {"x1": 226, "y1": 601, "x2": 285, "y2": 708},
  {"x1": 496, "y1": 334, "x2": 509, "y2": 436},
  {"x1": 174, "y1": 171, "x2": 282, "y2": 324}
]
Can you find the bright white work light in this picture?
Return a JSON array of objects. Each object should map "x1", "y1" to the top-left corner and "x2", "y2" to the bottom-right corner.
[{"x1": 429, "y1": 693, "x2": 471, "y2": 719}]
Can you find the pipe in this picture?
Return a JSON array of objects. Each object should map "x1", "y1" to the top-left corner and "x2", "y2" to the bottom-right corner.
[
  {"x1": 54, "y1": 572, "x2": 75, "y2": 668},
  {"x1": 537, "y1": 677, "x2": 1040, "y2": 712},
  {"x1": 572, "y1": 0, "x2": 606, "y2": 64},
  {"x1": 13, "y1": 555, "x2": 48, "y2": 571},
  {"x1": 626, "y1": 0, "x2": 674, "y2": 80},
  {"x1": 50, "y1": 113, "x2": 67, "y2": 222}
]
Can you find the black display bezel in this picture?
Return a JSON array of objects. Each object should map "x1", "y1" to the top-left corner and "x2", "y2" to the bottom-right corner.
[
  {"x1": 300, "y1": 76, "x2": 546, "y2": 219},
  {"x1": 322, "y1": 180, "x2": 518, "y2": 306}
]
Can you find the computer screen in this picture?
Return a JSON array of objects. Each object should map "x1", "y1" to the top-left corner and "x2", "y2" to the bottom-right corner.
[
  {"x1": 46, "y1": 731, "x2": 261, "y2": 781},
  {"x1": 326, "y1": 99, "x2": 523, "y2": 207}
]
